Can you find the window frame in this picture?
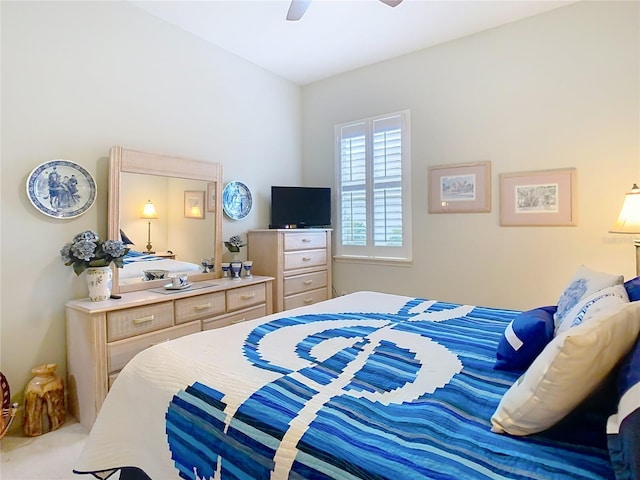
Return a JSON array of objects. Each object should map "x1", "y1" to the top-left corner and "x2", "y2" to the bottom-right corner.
[{"x1": 334, "y1": 110, "x2": 412, "y2": 264}]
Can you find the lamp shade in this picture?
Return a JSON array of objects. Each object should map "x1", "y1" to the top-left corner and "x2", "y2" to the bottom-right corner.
[
  {"x1": 610, "y1": 184, "x2": 640, "y2": 234},
  {"x1": 141, "y1": 200, "x2": 158, "y2": 219}
]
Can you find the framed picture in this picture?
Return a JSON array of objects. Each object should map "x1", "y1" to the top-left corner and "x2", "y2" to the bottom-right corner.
[
  {"x1": 206, "y1": 183, "x2": 216, "y2": 212},
  {"x1": 184, "y1": 190, "x2": 205, "y2": 219},
  {"x1": 428, "y1": 161, "x2": 491, "y2": 213},
  {"x1": 500, "y1": 168, "x2": 577, "y2": 226}
]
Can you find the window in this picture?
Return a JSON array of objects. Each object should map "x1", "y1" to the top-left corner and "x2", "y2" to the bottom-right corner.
[{"x1": 334, "y1": 110, "x2": 411, "y2": 262}]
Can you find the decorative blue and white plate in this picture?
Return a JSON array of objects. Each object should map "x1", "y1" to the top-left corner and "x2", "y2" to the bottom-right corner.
[
  {"x1": 26, "y1": 159, "x2": 96, "y2": 219},
  {"x1": 222, "y1": 181, "x2": 252, "y2": 220}
]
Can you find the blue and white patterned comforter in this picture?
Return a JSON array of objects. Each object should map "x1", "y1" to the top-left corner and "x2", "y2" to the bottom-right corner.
[{"x1": 74, "y1": 292, "x2": 614, "y2": 480}]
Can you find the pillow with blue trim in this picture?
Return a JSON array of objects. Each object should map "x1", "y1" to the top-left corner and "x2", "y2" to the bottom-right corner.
[
  {"x1": 624, "y1": 276, "x2": 640, "y2": 302},
  {"x1": 554, "y1": 284, "x2": 629, "y2": 337},
  {"x1": 554, "y1": 265, "x2": 623, "y2": 329},
  {"x1": 607, "y1": 334, "x2": 640, "y2": 480},
  {"x1": 495, "y1": 306, "x2": 556, "y2": 372}
]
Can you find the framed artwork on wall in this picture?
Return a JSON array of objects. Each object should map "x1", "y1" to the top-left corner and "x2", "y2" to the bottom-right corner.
[
  {"x1": 184, "y1": 190, "x2": 205, "y2": 219},
  {"x1": 499, "y1": 168, "x2": 577, "y2": 226},
  {"x1": 428, "y1": 161, "x2": 491, "y2": 213}
]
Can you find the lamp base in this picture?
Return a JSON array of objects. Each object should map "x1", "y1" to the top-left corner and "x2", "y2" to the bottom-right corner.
[{"x1": 635, "y1": 239, "x2": 640, "y2": 277}]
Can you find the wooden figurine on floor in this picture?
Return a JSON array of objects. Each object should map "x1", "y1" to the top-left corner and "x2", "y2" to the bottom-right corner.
[{"x1": 23, "y1": 363, "x2": 65, "y2": 437}]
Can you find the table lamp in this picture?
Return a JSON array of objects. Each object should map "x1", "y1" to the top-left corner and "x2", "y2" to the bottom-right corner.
[
  {"x1": 141, "y1": 200, "x2": 157, "y2": 253},
  {"x1": 610, "y1": 184, "x2": 640, "y2": 275}
]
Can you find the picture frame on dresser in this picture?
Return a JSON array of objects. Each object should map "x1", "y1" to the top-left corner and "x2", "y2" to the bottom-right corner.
[
  {"x1": 500, "y1": 168, "x2": 577, "y2": 226},
  {"x1": 428, "y1": 161, "x2": 491, "y2": 213}
]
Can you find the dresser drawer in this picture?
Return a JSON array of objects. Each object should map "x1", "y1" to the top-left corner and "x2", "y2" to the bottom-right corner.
[
  {"x1": 284, "y1": 270, "x2": 328, "y2": 296},
  {"x1": 284, "y1": 232, "x2": 327, "y2": 251},
  {"x1": 284, "y1": 288, "x2": 329, "y2": 310},
  {"x1": 107, "y1": 302, "x2": 174, "y2": 342},
  {"x1": 107, "y1": 321, "x2": 201, "y2": 374},
  {"x1": 175, "y1": 291, "x2": 226, "y2": 324},
  {"x1": 284, "y1": 249, "x2": 327, "y2": 271},
  {"x1": 227, "y1": 283, "x2": 266, "y2": 312},
  {"x1": 202, "y1": 304, "x2": 267, "y2": 331}
]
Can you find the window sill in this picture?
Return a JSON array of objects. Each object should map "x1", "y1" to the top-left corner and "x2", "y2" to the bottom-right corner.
[{"x1": 333, "y1": 255, "x2": 413, "y2": 267}]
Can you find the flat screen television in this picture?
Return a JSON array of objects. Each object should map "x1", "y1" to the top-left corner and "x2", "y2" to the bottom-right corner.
[{"x1": 270, "y1": 186, "x2": 331, "y2": 229}]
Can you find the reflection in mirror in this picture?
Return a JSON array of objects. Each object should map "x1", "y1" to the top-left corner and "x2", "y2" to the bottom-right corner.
[
  {"x1": 108, "y1": 147, "x2": 223, "y2": 294},
  {"x1": 120, "y1": 173, "x2": 214, "y2": 262}
]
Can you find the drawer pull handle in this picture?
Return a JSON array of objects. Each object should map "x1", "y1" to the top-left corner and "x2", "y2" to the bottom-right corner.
[
  {"x1": 194, "y1": 303, "x2": 212, "y2": 310},
  {"x1": 133, "y1": 315, "x2": 154, "y2": 325},
  {"x1": 303, "y1": 297, "x2": 314, "y2": 304},
  {"x1": 241, "y1": 293, "x2": 256, "y2": 300},
  {"x1": 302, "y1": 257, "x2": 311, "y2": 261},
  {"x1": 302, "y1": 238, "x2": 311, "y2": 242},
  {"x1": 303, "y1": 280, "x2": 313, "y2": 285},
  {"x1": 231, "y1": 318, "x2": 246, "y2": 324}
]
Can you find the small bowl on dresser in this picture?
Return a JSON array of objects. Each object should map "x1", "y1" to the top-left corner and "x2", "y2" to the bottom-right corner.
[{"x1": 143, "y1": 269, "x2": 170, "y2": 281}]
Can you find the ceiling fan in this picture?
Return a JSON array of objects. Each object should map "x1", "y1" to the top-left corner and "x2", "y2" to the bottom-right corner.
[{"x1": 286, "y1": 0, "x2": 403, "y2": 21}]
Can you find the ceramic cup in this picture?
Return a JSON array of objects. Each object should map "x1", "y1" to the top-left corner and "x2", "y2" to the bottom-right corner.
[
  {"x1": 230, "y1": 261, "x2": 243, "y2": 280},
  {"x1": 201, "y1": 258, "x2": 214, "y2": 273},
  {"x1": 242, "y1": 260, "x2": 253, "y2": 278},
  {"x1": 171, "y1": 274, "x2": 188, "y2": 288},
  {"x1": 221, "y1": 262, "x2": 231, "y2": 278}
]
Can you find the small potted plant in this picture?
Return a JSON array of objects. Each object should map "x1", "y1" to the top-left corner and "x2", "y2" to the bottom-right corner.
[
  {"x1": 224, "y1": 234, "x2": 246, "y2": 254},
  {"x1": 60, "y1": 231, "x2": 129, "y2": 301}
]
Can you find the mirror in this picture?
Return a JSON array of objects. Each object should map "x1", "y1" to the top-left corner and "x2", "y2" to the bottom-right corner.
[{"x1": 108, "y1": 146, "x2": 223, "y2": 294}]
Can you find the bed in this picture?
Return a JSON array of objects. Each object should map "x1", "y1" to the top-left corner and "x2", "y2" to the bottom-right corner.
[
  {"x1": 120, "y1": 251, "x2": 202, "y2": 285},
  {"x1": 73, "y1": 286, "x2": 640, "y2": 480}
]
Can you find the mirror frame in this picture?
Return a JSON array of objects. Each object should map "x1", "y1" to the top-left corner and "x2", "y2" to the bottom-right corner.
[{"x1": 108, "y1": 146, "x2": 223, "y2": 294}]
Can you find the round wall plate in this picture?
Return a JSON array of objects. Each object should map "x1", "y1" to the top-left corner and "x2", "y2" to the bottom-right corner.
[
  {"x1": 26, "y1": 159, "x2": 96, "y2": 219},
  {"x1": 222, "y1": 181, "x2": 252, "y2": 220}
]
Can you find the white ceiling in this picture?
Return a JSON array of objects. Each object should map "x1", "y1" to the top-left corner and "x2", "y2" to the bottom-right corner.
[{"x1": 132, "y1": 0, "x2": 576, "y2": 85}]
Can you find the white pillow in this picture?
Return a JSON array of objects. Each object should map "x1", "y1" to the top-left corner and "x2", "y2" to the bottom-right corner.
[
  {"x1": 554, "y1": 283, "x2": 629, "y2": 336},
  {"x1": 491, "y1": 301, "x2": 640, "y2": 436},
  {"x1": 554, "y1": 265, "x2": 623, "y2": 329}
]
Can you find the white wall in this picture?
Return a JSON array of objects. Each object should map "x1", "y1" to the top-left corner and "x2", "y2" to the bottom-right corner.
[
  {"x1": 1, "y1": 1, "x2": 302, "y2": 399},
  {"x1": 302, "y1": 1, "x2": 640, "y2": 309}
]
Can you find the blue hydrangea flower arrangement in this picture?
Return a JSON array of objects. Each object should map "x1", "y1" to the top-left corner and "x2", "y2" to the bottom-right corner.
[{"x1": 60, "y1": 230, "x2": 129, "y2": 276}]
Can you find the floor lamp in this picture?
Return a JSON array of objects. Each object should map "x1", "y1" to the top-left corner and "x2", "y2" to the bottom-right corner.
[
  {"x1": 142, "y1": 200, "x2": 157, "y2": 254},
  {"x1": 610, "y1": 184, "x2": 640, "y2": 276}
]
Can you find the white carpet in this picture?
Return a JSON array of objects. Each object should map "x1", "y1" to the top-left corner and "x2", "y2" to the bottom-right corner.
[{"x1": 1, "y1": 417, "x2": 92, "y2": 480}]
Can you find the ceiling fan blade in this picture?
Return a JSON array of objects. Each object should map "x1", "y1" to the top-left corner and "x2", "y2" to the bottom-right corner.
[
  {"x1": 286, "y1": 0, "x2": 312, "y2": 21},
  {"x1": 379, "y1": 0, "x2": 403, "y2": 7}
]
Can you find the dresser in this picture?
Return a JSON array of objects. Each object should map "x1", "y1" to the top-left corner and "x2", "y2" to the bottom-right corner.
[
  {"x1": 247, "y1": 229, "x2": 332, "y2": 312},
  {"x1": 65, "y1": 276, "x2": 273, "y2": 429}
]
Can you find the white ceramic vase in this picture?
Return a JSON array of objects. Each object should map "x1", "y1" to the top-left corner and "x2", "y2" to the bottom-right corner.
[{"x1": 85, "y1": 266, "x2": 112, "y2": 302}]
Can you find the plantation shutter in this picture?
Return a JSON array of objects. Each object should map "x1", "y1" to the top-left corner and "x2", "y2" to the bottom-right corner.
[
  {"x1": 339, "y1": 122, "x2": 367, "y2": 246},
  {"x1": 335, "y1": 111, "x2": 411, "y2": 261}
]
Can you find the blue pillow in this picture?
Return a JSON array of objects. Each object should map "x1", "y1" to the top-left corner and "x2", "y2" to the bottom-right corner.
[
  {"x1": 495, "y1": 306, "x2": 556, "y2": 372},
  {"x1": 624, "y1": 276, "x2": 640, "y2": 302},
  {"x1": 607, "y1": 334, "x2": 640, "y2": 479}
]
